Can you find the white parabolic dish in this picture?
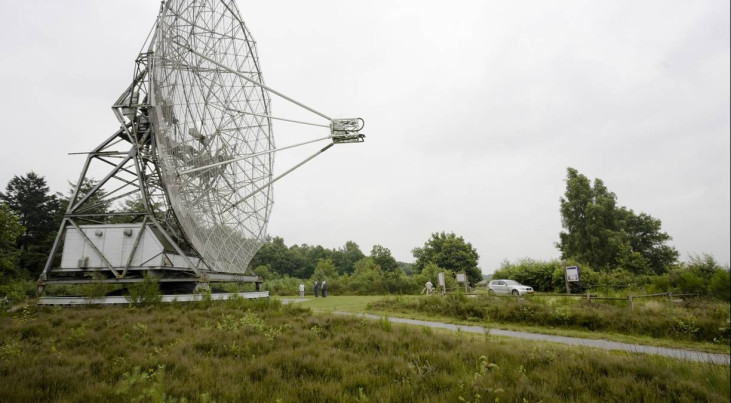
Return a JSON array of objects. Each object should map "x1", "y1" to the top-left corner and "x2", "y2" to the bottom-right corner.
[{"x1": 148, "y1": 0, "x2": 274, "y2": 274}]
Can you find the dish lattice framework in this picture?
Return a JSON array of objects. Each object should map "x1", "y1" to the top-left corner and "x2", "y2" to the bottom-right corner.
[{"x1": 150, "y1": 0, "x2": 273, "y2": 274}]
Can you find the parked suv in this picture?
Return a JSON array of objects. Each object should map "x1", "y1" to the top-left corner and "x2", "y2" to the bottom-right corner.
[{"x1": 487, "y1": 279, "x2": 534, "y2": 296}]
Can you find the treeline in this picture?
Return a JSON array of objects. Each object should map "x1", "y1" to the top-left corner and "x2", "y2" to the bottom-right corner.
[
  {"x1": 1, "y1": 171, "x2": 486, "y2": 301},
  {"x1": 248, "y1": 233, "x2": 483, "y2": 296},
  {"x1": 3, "y1": 168, "x2": 729, "y2": 302},
  {"x1": 0, "y1": 172, "x2": 122, "y2": 281},
  {"x1": 248, "y1": 238, "x2": 403, "y2": 279},
  {"x1": 494, "y1": 255, "x2": 730, "y2": 301}
]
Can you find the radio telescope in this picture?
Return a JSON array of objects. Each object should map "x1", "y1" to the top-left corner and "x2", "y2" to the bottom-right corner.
[{"x1": 38, "y1": 0, "x2": 364, "y2": 296}]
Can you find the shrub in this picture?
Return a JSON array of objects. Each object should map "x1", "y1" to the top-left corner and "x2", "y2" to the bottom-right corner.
[
  {"x1": 0, "y1": 279, "x2": 36, "y2": 310},
  {"x1": 262, "y1": 276, "x2": 301, "y2": 296},
  {"x1": 494, "y1": 259, "x2": 559, "y2": 292},
  {"x1": 126, "y1": 274, "x2": 162, "y2": 306},
  {"x1": 708, "y1": 268, "x2": 730, "y2": 302}
]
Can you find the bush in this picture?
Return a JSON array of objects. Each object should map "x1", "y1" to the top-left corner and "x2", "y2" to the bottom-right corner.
[
  {"x1": 0, "y1": 279, "x2": 36, "y2": 310},
  {"x1": 662, "y1": 255, "x2": 731, "y2": 301},
  {"x1": 126, "y1": 274, "x2": 162, "y2": 306},
  {"x1": 709, "y1": 269, "x2": 731, "y2": 302},
  {"x1": 494, "y1": 259, "x2": 559, "y2": 292},
  {"x1": 262, "y1": 276, "x2": 301, "y2": 296}
]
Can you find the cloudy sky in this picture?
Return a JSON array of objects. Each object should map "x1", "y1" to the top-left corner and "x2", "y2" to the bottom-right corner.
[{"x1": 1, "y1": 0, "x2": 728, "y2": 273}]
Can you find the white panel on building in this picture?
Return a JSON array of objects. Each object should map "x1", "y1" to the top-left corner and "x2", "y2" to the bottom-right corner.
[{"x1": 60, "y1": 224, "x2": 170, "y2": 269}]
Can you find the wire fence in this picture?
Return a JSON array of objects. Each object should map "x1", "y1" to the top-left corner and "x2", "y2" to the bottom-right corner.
[
  {"x1": 467, "y1": 288, "x2": 700, "y2": 309},
  {"x1": 533, "y1": 291, "x2": 700, "y2": 308}
]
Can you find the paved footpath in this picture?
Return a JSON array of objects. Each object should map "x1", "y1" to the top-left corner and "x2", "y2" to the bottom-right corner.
[{"x1": 331, "y1": 311, "x2": 731, "y2": 365}]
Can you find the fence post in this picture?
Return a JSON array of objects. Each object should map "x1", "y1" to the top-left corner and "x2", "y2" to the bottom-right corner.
[
  {"x1": 667, "y1": 291, "x2": 672, "y2": 301},
  {"x1": 628, "y1": 295, "x2": 634, "y2": 309}
]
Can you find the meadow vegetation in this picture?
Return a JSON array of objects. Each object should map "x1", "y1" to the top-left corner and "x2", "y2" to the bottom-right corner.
[
  {"x1": 369, "y1": 293, "x2": 731, "y2": 345},
  {"x1": 494, "y1": 254, "x2": 730, "y2": 301},
  {"x1": 1, "y1": 298, "x2": 728, "y2": 402}
]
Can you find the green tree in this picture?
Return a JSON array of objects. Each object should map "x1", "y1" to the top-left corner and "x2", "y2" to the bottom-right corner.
[
  {"x1": 331, "y1": 240, "x2": 365, "y2": 275},
  {"x1": 419, "y1": 262, "x2": 457, "y2": 291},
  {"x1": 412, "y1": 232, "x2": 482, "y2": 285},
  {"x1": 249, "y1": 237, "x2": 302, "y2": 277},
  {"x1": 252, "y1": 264, "x2": 280, "y2": 281},
  {"x1": 290, "y1": 244, "x2": 330, "y2": 279},
  {"x1": 557, "y1": 167, "x2": 677, "y2": 273},
  {"x1": 311, "y1": 258, "x2": 337, "y2": 282},
  {"x1": 0, "y1": 172, "x2": 61, "y2": 277},
  {"x1": 58, "y1": 178, "x2": 113, "y2": 219},
  {"x1": 0, "y1": 203, "x2": 25, "y2": 279},
  {"x1": 709, "y1": 267, "x2": 730, "y2": 302},
  {"x1": 109, "y1": 194, "x2": 165, "y2": 224},
  {"x1": 370, "y1": 244, "x2": 399, "y2": 273}
]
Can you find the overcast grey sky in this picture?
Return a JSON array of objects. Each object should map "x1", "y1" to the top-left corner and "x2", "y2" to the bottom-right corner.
[{"x1": 1, "y1": 0, "x2": 728, "y2": 273}]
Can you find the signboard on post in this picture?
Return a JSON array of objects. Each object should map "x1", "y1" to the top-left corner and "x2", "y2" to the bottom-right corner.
[
  {"x1": 566, "y1": 266, "x2": 580, "y2": 282},
  {"x1": 456, "y1": 272, "x2": 468, "y2": 294},
  {"x1": 564, "y1": 265, "x2": 582, "y2": 294},
  {"x1": 438, "y1": 272, "x2": 446, "y2": 294}
]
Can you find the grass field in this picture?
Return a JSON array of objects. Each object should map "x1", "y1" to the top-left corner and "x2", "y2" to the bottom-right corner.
[
  {"x1": 2, "y1": 298, "x2": 728, "y2": 402},
  {"x1": 278, "y1": 295, "x2": 384, "y2": 312}
]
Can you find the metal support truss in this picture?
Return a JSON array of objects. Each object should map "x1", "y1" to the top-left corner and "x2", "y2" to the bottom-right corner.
[{"x1": 38, "y1": 53, "x2": 263, "y2": 295}]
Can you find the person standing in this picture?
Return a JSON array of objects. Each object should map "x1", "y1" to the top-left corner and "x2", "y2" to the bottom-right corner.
[
  {"x1": 299, "y1": 283, "x2": 305, "y2": 298},
  {"x1": 314, "y1": 281, "x2": 319, "y2": 298},
  {"x1": 321, "y1": 280, "x2": 328, "y2": 298}
]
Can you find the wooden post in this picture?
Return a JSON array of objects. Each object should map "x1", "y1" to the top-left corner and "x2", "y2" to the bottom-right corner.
[
  {"x1": 628, "y1": 295, "x2": 634, "y2": 309},
  {"x1": 563, "y1": 260, "x2": 570, "y2": 295}
]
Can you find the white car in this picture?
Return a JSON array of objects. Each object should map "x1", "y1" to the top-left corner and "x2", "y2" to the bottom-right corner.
[{"x1": 487, "y1": 280, "x2": 534, "y2": 296}]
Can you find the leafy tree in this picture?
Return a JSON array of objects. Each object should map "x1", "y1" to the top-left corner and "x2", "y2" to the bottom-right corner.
[
  {"x1": 347, "y1": 257, "x2": 384, "y2": 294},
  {"x1": 370, "y1": 244, "x2": 399, "y2": 273},
  {"x1": 615, "y1": 208, "x2": 678, "y2": 274},
  {"x1": 0, "y1": 172, "x2": 61, "y2": 276},
  {"x1": 110, "y1": 194, "x2": 165, "y2": 224},
  {"x1": 291, "y1": 244, "x2": 330, "y2": 279},
  {"x1": 249, "y1": 237, "x2": 302, "y2": 277},
  {"x1": 252, "y1": 264, "x2": 280, "y2": 281},
  {"x1": 311, "y1": 258, "x2": 337, "y2": 282},
  {"x1": 331, "y1": 241, "x2": 365, "y2": 275},
  {"x1": 709, "y1": 267, "x2": 730, "y2": 302},
  {"x1": 0, "y1": 203, "x2": 25, "y2": 279},
  {"x1": 412, "y1": 232, "x2": 482, "y2": 285},
  {"x1": 558, "y1": 167, "x2": 678, "y2": 274},
  {"x1": 419, "y1": 262, "x2": 457, "y2": 291},
  {"x1": 398, "y1": 261, "x2": 414, "y2": 275}
]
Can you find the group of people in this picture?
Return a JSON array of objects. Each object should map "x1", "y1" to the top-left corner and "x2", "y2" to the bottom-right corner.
[{"x1": 298, "y1": 280, "x2": 327, "y2": 298}]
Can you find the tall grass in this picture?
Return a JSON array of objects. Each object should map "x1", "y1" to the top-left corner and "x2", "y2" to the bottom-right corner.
[
  {"x1": 0, "y1": 298, "x2": 728, "y2": 402},
  {"x1": 369, "y1": 294, "x2": 731, "y2": 344}
]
